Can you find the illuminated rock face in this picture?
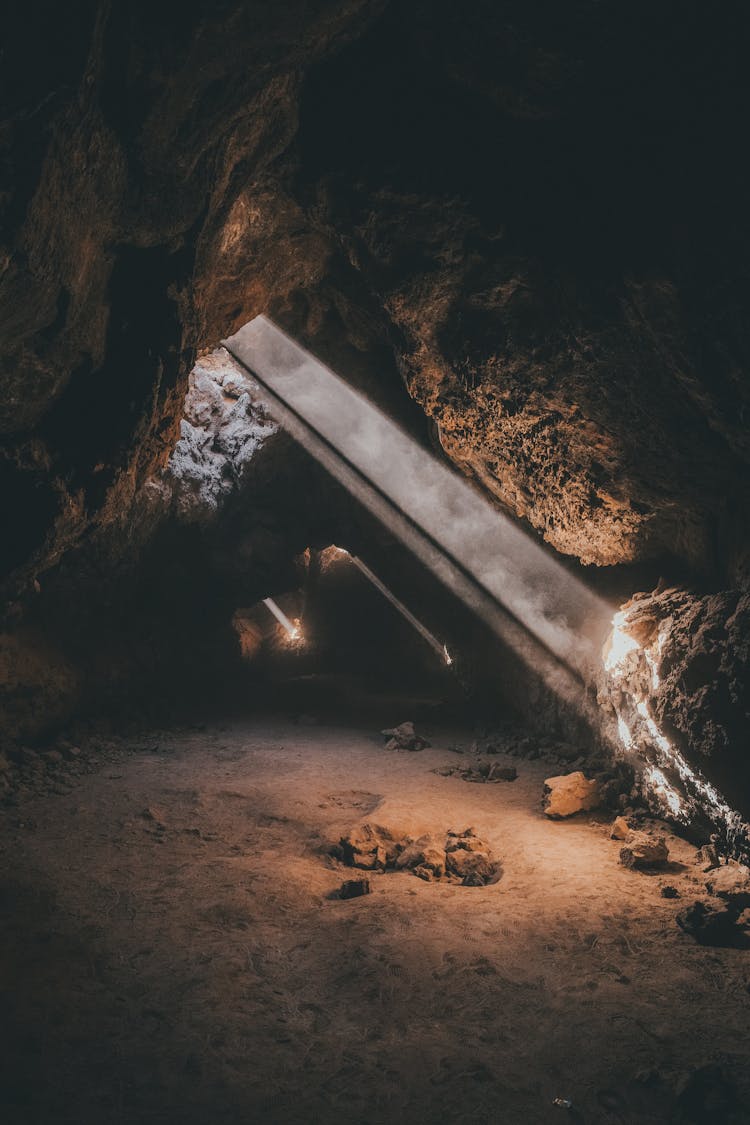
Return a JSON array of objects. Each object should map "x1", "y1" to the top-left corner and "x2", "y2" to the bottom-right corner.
[
  {"x1": 542, "y1": 772, "x2": 601, "y2": 819},
  {"x1": 598, "y1": 585, "x2": 750, "y2": 826},
  {"x1": 165, "y1": 350, "x2": 277, "y2": 522}
]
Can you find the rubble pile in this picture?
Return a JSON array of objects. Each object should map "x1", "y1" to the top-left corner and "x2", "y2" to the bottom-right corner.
[
  {"x1": 433, "y1": 761, "x2": 518, "y2": 784},
  {"x1": 335, "y1": 824, "x2": 501, "y2": 887},
  {"x1": 677, "y1": 896, "x2": 750, "y2": 949},
  {"x1": 381, "y1": 721, "x2": 430, "y2": 752}
]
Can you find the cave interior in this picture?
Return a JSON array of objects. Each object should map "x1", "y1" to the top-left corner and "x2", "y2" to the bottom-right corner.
[{"x1": 1, "y1": 3, "x2": 750, "y2": 1123}]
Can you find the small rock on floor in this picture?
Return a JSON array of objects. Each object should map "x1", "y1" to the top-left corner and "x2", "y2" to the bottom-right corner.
[
  {"x1": 338, "y1": 878, "x2": 371, "y2": 900},
  {"x1": 610, "y1": 815, "x2": 632, "y2": 841},
  {"x1": 619, "y1": 833, "x2": 669, "y2": 869},
  {"x1": 380, "y1": 721, "x2": 430, "y2": 752}
]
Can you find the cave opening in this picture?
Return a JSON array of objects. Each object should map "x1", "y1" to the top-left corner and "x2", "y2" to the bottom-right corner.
[{"x1": 2, "y1": 3, "x2": 750, "y2": 1122}]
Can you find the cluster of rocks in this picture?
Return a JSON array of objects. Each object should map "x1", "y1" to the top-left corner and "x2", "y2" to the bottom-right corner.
[
  {"x1": 471, "y1": 728, "x2": 619, "y2": 773},
  {"x1": 436, "y1": 727, "x2": 635, "y2": 806},
  {"x1": 543, "y1": 770, "x2": 750, "y2": 943},
  {"x1": 381, "y1": 722, "x2": 430, "y2": 752},
  {"x1": 542, "y1": 769, "x2": 642, "y2": 821},
  {"x1": 334, "y1": 823, "x2": 500, "y2": 887},
  {"x1": 0, "y1": 736, "x2": 93, "y2": 802},
  {"x1": 0, "y1": 727, "x2": 163, "y2": 804},
  {"x1": 543, "y1": 771, "x2": 672, "y2": 871},
  {"x1": 433, "y1": 761, "x2": 518, "y2": 784},
  {"x1": 609, "y1": 815, "x2": 670, "y2": 870},
  {"x1": 428, "y1": 732, "x2": 750, "y2": 941},
  {"x1": 677, "y1": 894, "x2": 750, "y2": 948},
  {"x1": 673, "y1": 856, "x2": 750, "y2": 947}
]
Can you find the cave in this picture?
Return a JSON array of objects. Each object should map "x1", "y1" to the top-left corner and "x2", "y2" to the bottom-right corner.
[{"x1": 1, "y1": 3, "x2": 750, "y2": 1122}]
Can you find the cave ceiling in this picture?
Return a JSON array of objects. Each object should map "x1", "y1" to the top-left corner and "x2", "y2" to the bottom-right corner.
[{"x1": 1, "y1": 0, "x2": 749, "y2": 596}]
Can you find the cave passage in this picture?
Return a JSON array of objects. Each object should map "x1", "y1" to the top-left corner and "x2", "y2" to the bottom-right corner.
[
  {"x1": 219, "y1": 319, "x2": 750, "y2": 854},
  {"x1": 223, "y1": 317, "x2": 612, "y2": 709},
  {"x1": 2, "y1": 3, "x2": 750, "y2": 1121}
]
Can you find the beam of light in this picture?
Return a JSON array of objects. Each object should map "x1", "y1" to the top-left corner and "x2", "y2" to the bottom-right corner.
[
  {"x1": 603, "y1": 610, "x2": 641, "y2": 672},
  {"x1": 262, "y1": 597, "x2": 302, "y2": 641},
  {"x1": 643, "y1": 765, "x2": 684, "y2": 818},
  {"x1": 222, "y1": 317, "x2": 613, "y2": 720},
  {"x1": 616, "y1": 712, "x2": 634, "y2": 750},
  {"x1": 345, "y1": 551, "x2": 453, "y2": 666},
  {"x1": 224, "y1": 318, "x2": 744, "y2": 844}
]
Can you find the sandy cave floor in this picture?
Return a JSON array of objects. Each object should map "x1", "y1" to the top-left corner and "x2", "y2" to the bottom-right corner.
[{"x1": 2, "y1": 698, "x2": 750, "y2": 1125}]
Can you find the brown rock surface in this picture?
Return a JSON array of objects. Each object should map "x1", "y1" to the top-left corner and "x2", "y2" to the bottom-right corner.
[
  {"x1": 619, "y1": 834, "x2": 669, "y2": 870},
  {"x1": 610, "y1": 816, "x2": 632, "y2": 841},
  {"x1": 543, "y1": 772, "x2": 602, "y2": 819},
  {"x1": 395, "y1": 837, "x2": 446, "y2": 880},
  {"x1": 339, "y1": 824, "x2": 499, "y2": 886},
  {"x1": 381, "y1": 721, "x2": 431, "y2": 751},
  {"x1": 597, "y1": 584, "x2": 750, "y2": 822},
  {"x1": 338, "y1": 823, "x2": 406, "y2": 871}
]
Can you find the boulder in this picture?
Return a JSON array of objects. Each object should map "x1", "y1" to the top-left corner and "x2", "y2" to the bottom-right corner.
[
  {"x1": 445, "y1": 834, "x2": 486, "y2": 855},
  {"x1": 339, "y1": 824, "x2": 407, "y2": 870},
  {"x1": 445, "y1": 846, "x2": 496, "y2": 882},
  {"x1": 338, "y1": 878, "x2": 371, "y2": 900},
  {"x1": 704, "y1": 862, "x2": 750, "y2": 897},
  {"x1": 696, "y1": 843, "x2": 720, "y2": 870},
  {"x1": 619, "y1": 832, "x2": 669, "y2": 869},
  {"x1": 395, "y1": 836, "x2": 446, "y2": 879},
  {"x1": 677, "y1": 900, "x2": 750, "y2": 948},
  {"x1": 610, "y1": 815, "x2": 632, "y2": 841},
  {"x1": 543, "y1": 772, "x2": 602, "y2": 818},
  {"x1": 488, "y1": 764, "x2": 518, "y2": 782}
]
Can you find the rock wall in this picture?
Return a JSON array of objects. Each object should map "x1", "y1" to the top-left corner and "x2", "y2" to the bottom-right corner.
[{"x1": 598, "y1": 585, "x2": 750, "y2": 827}]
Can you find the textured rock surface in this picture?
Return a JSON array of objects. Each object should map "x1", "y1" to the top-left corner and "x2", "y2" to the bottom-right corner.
[
  {"x1": 609, "y1": 816, "x2": 632, "y2": 842},
  {"x1": 597, "y1": 585, "x2": 750, "y2": 820},
  {"x1": 165, "y1": 349, "x2": 277, "y2": 520},
  {"x1": 619, "y1": 833, "x2": 669, "y2": 870},
  {"x1": 338, "y1": 824, "x2": 500, "y2": 885}
]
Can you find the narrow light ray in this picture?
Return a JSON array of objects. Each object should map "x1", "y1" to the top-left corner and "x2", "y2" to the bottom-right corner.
[
  {"x1": 224, "y1": 318, "x2": 610, "y2": 669},
  {"x1": 223, "y1": 317, "x2": 612, "y2": 721},
  {"x1": 263, "y1": 597, "x2": 300, "y2": 640},
  {"x1": 343, "y1": 550, "x2": 452, "y2": 665}
]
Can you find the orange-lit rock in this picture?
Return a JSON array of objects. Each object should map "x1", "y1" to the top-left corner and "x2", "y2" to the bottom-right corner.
[
  {"x1": 610, "y1": 816, "x2": 632, "y2": 841},
  {"x1": 619, "y1": 834, "x2": 669, "y2": 870},
  {"x1": 543, "y1": 772, "x2": 602, "y2": 819}
]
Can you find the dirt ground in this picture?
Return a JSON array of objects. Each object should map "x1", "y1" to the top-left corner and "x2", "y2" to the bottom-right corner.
[{"x1": 2, "y1": 694, "x2": 750, "y2": 1125}]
